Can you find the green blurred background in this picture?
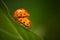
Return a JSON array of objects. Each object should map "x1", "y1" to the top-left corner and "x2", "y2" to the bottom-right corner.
[{"x1": 1, "y1": 0, "x2": 60, "y2": 40}]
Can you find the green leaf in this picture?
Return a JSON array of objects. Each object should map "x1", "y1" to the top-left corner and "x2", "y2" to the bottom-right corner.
[{"x1": 0, "y1": 0, "x2": 41, "y2": 40}]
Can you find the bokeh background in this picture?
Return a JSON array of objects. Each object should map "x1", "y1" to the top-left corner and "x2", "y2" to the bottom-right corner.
[{"x1": 1, "y1": 0, "x2": 60, "y2": 40}]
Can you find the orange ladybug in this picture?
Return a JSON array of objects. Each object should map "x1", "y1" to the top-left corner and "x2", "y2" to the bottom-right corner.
[
  {"x1": 13, "y1": 8, "x2": 31, "y2": 29},
  {"x1": 18, "y1": 17, "x2": 31, "y2": 28},
  {"x1": 13, "y1": 9, "x2": 30, "y2": 18}
]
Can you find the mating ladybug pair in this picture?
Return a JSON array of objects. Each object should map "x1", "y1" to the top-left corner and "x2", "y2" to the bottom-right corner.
[{"x1": 13, "y1": 8, "x2": 31, "y2": 28}]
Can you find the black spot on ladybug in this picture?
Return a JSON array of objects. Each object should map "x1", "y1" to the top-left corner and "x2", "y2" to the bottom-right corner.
[
  {"x1": 18, "y1": 16, "x2": 20, "y2": 18},
  {"x1": 23, "y1": 22, "x2": 25, "y2": 23},
  {"x1": 24, "y1": 13, "x2": 26, "y2": 15},
  {"x1": 20, "y1": 12, "x2": 22, "y2": 16},
  {"x1": 20, "y1": 20, "x2": 22, "y2": 21}
]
